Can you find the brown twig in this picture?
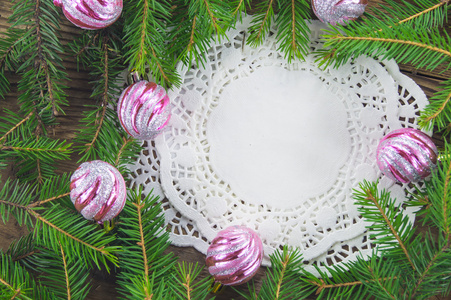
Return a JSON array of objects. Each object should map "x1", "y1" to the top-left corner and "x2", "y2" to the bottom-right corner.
[
  {"x1": 0, "y1": 112, "x2": 33, "y2": 145},
  {"x1": 85, "y1": 37, "x2": 109, "y2": 151},
  {"x1": 28, "y1": 209, "x2": 109, "y2": 255},
  {"x1": 12, "y1": 250, "x2": 41, "y2": 262},
  {"x1": 115, "y1": 137, "x2": 134, "y2": 166},
  {"x1": 274, "y1": 252, "x2": 290, "y2": 299},
  {"x1": 182, "y1": 273, "x2": 192, "y2": 300},
  {"x1": 150, "y1": 47, "x2": 170, "y2": 83},
  {"x1": 410, "y1": 242, "x2": 449, "y2": 299},
  {"x1": 59, "y1": 242, "x2": 71, "y2": 300},
  {"x1": 187, "y1": 16, "x2": 197, "y2": 53},
  {"x1": 398, "y1": 0, "x2": 449, "y2": 25},
  {"x1": 232, "y1": 0, "x2": 245, "y2": 16},
  {"x1": 422, "y1": 89, "x2": 451, "y2": 124},
  {"x1": 332, "y1": 36, "x2": 451, "y2": 59},
  {"x1": 0, "y1": 277, "x2": 21, "y2": 299},
  {"x1": 254, "y1": 0, "x2": 274, "y2": 41},
  {"x1": 27, "y1": 192, "x2": 70, "y2": 208},
  {"x1": 368, "y1": 267, "x2": 396, "y2": 300},
  {"x1": 34, "y1": 0, "x2": 56, "y2": 117},
  {"x1": 138, "y1": 0, "x2": 149, "y2": 62},
  {"x1": 202, "y1": 0, "x2": 219, "y2": 33}
]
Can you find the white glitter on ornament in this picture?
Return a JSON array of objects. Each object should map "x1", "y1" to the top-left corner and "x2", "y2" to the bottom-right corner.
[
  {"x1": 70, "y1": 160, "x2": 126, "y2": 222},
  {"x1": 312, "y1": 0, "x2": 367, "y2": 25}
]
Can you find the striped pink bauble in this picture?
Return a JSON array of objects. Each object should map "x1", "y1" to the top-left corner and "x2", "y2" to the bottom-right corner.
[
  {"x1": 117, "y1": 80, "x2": 171, "y2": 140},
  {"x1": 54, "y1": 0, "x2": 122, "y2": 30},
  {"x1": 206, "y1": 226, "x2": 263, "y2": 286},
  {"x1": 70, "y1": 160, "x2": 126, "y2": 223},
  {"x1": 376, "y1": 128, "x2": 438, "y2": 183}
]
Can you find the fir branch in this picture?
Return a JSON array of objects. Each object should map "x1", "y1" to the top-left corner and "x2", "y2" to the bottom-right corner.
[
  {"x1": 0, "y1": 111, "x2": 33, "y2": 146},
  {"x1": 169, "y1": 0, "x2": 231, "y2": 68},
  {"x1": 312, "y1": 278, "x2": 364, "y2": 295},
  {"x1": 419, "y1": 78, "x2": 451, "y2": 131},
  {"x1": 83, "y1": 38, "x2": 110, "y2": 153},
  {"x1": 365, "y1": 191, "x2": 414, "y2": 268},
  {"x1": 367, "y1": 266, "x2": 396, "y2": 300},
  {"x1": 410, "y1": 243, "x2": 448, "y2": 299},
  {"x1": 0, "y1": 252, "x2": 57, "y2": 299},
  {"x1": 86, "y1": 105, "x2": 107, "y2": 152},
  {"x1": 337, "y1": 36, "x2": 451, "y2": 58},
  {"x1": 72, "y1": 31, "x2": 127, "y2": 163},
  {"x1": 134, "y1": 201, "x2": 150, "y2": 279},
  {"x1": 0, "y1": 179, "x2": 36, "y2": 227},
  {"x1": 421, "y1": 141, "x2": 451, "y2": 235},
  {"x1": 318, "y1": 25, "x2": 451, "y2": 70},
  {"x1": 247, "y1": 0, "x2": 275, "y2": 46},
  {"x1": 353, "y1": 181, "x2": 416, "y2": 270},
  {"x1": 114, "y1": 136, "x2": 141, "y2": 176},
  {"x1": 1, "y1": 179, "x2": 119, "y2": 271},
  {"x1": 123, "y1": 0, "x2": 180, "y2": 87},
  {"x1": 0, "y1": 27, "x2": 22, "y2": 99},
  {"x1": 28, "y1": 192, "x2": 70, "y2": 208},
  {"x1": 231, "y1": 0, "x2": 250, "y2": 19},
  {"x1": 32, "y1": 206, "x2": 119, "y2": 269},
  {"x1": 170, "y1": 262, "x2": 213, "y2": 300},
  {"x1": 59, "y1": 242, "x2": 72, "y2": 300},
  {"x1": 274, "y1": 0, "x2": 311, "y2": 62},
  {"x1": 10, "y1": 0, "x2": 68, "y2": 118},
  {"x1": 239, "y1": 246, "x2": 313, "y2": 300},
  {"x1": 365, "y1": 0, "x2": 449, "y2": 30},
  {"x1": 397, "y1": 0, "x2": 449, "y2": 26},
  {"x1": 117, "y1": 189, "x2": 176, "y2": 299}
]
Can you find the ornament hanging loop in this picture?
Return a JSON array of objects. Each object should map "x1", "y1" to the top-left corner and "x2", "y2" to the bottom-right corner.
[
  {"x1": 127, "y1": 70, "x2": 142, "y2": 85},
  {"x1": 209, "y1": 281, "x2": 226, "y2": 294}
]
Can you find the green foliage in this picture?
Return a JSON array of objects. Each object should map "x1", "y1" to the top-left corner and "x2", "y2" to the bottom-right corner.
[
  {"x1": 33, "y1": 204, "x2": 120, "y2": 271},
  {"x1": 419, "y1": 78, "x2": 451, "y2": 131},
  {"x1": 170, "y1": 262, "x2": 214, "y2": 300},
  {"x1": 0, "y1": 252, "x2": 57, "y2": 300},
  {"x1": 236, "y1": 246, "x2": 314, "y2": 300},
  {"x1": 352, "y1": 180, "x2": 416, "y2": 269},
  {"x1": 420, "y1": 141, "x2": 451, "y2": 233},
  {"x1": 247, "y1": 0, "x2": 276, "y2": 47},
  {"x1": 169, "y1": 0, "x2": 232, "y2": 68},
  {"x1": 116, "y1": 189, "x2": 177, "y2": 299},
  {"x1": 9, "y1": 0, "x2": 68, "y2": 118},
  {"x1": 274, "y1": 0, "x2": 311, "y2": 62},
  {"x1": 123, "y1": 0, "x2": 180, "y2": 87},
  {"x1": 0, "y1": 178, "x2": 36, "y2": 227},
  {"x1": 68, "y1": 29, "x2": 141, "y2": 167},
  {"x1": 316, "y1": 0, "x2": 451, "y2": 131}
]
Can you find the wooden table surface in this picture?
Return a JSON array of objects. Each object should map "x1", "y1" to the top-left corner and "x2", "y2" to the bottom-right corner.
[{"x1": 1, "y1": 0, "x2": 450, "y2": 299}]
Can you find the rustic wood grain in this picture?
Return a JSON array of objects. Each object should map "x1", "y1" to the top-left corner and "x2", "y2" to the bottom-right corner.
[{"x1": 1, "y1": 0, "x2": 450, "y2": 299}]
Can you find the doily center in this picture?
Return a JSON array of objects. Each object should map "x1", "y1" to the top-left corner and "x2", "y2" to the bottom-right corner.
[{"x1": 207, "y1": 66, "x2": 351, "y2": 208}]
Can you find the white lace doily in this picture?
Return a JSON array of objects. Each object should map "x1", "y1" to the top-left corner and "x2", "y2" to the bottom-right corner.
[{"x1": 128, "y1": 17, "x2": 429, "y2": 275}]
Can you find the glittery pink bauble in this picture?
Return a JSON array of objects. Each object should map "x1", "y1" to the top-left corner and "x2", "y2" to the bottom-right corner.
[
  {"x1": 70, "y1": 160, "x2": 126, "y2": 222},
  {"x1": 312, "y1": 0, "x2": 367, "y2": 25},
  {"x1": 54, "y1": 0, "x2": 122, "y2": 30},
  {"x1": 206, "y1": 226, "x2": 263, "y2": 286},
  {"x1": 117, "y1": 81, "x2": 171, "y2": 140},
  {"x1": 377, "y1": 128, "x2": 438, "y2": 183}
]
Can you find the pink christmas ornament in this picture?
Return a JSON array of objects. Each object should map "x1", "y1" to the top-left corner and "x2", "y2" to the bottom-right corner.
[
  {"x1": 70, "y1": 160, "x2": 126, "y2": 223},
  {"x1": 206, "y1": 225, "x2": 263, "y2": 286},
  {"x1": 54, "y1": 0, "x2": 122, "y2": 30},
  {"x1": 117, "y1": 80, "x2": 171, "y2": 140},
  {"x1": 312, "y1": 0, "x2": 367, "y2": 25},
  {"x1": 376, "y1": 128, "x2": 438, "y2": 183}
]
